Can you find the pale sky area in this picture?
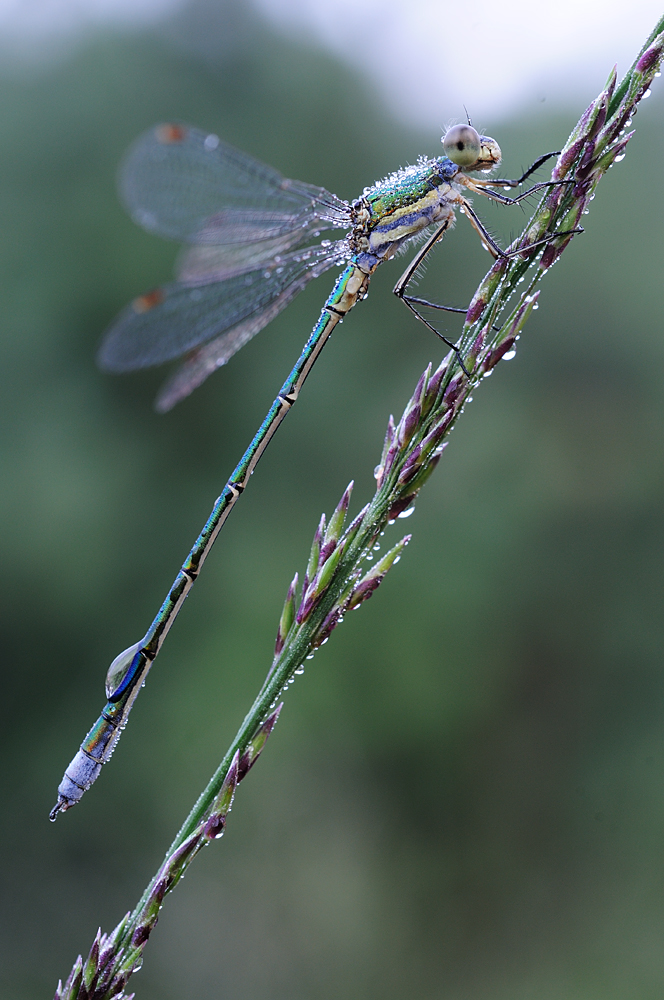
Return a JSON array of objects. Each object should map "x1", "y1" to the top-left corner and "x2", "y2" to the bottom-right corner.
[{"x1": 0, "y1": 0, "x2": 661, "y2": 124}]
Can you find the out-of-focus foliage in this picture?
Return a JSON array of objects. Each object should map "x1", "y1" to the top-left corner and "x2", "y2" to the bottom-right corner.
[{"x1": 1, "y1": 5, "x2": 664, "y2": 998}]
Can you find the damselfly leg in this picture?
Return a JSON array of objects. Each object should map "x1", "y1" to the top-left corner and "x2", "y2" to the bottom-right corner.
[
  {"x1": 393, "y1": 161, "x2": 580, "y2": 376},
  {"x1": 473, "y1": 149, "x2": 560, "y2": 187}
]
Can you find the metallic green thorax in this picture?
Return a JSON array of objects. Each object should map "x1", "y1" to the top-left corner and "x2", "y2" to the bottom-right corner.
[
  {"x1": 352, "y1": 156, "x2": 461, "y2": 263},
  {"x1": 365, "y1": 156, "x2": 459, "y2": 219}
]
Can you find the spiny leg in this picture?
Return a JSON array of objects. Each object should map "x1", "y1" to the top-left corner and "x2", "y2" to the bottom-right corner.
[
  {"x1": 467, "y1": 147, "x2": 575, "y2": 206},
  {"x1": 477, "y1": 149, "x2": 560, "y2": 188},
  {"x1": 393, "y1": 201, "x2": 582, "y2": 376},
  {"x1": 393, "y1": 220, "x2": 473, "y2": 377},
  {"x1": 403, "y1": 295, "x2": 502, "y2": 332},
  {"x1": 459, "y1": 197, "x2": 583, "y2": 259},
  {"x1": 465, "y1": 176, "x2": 574, "y2": 207}
]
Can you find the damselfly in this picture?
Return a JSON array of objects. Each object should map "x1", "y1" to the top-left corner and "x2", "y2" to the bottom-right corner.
[{"x1": 50, "y1": 121, "x2": 575, "y2": 819}]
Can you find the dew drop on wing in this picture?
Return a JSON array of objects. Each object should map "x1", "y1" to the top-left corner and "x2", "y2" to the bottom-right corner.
[
  {"x1": 397, "y1": 507, "x2": 415, "y2": 519},
  {"x1": 503, "y1": 349, "x2": 517, "y2": 360}
]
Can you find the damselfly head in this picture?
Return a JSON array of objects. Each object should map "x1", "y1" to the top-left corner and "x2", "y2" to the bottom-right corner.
[{"x1": 442, "y1": 125, "x2": 501, "y2": 172}]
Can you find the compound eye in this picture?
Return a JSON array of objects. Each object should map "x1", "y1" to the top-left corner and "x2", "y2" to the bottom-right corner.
[{"x1": 442, "y1": 124, "x2": 482, "y2": 167}]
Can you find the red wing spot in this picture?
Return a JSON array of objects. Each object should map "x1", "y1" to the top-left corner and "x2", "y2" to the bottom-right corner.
[
  {"x1": 133, "y1": 288, "x2": 165, "y2": 313},
  {"x1": 156, "y1": 123, "x2": 186, "y2": 144}
]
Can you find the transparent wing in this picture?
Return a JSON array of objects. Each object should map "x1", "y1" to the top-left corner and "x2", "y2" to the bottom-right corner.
[
  {"x1": 176, "y1": 234, "x2": 339, "y2": 283},
  {"x1": 98, "y1": 243, "x2": 348, "y2": 375},
  {"x1": 120, "y1": 123, "x2": 351, "y2": 247}
]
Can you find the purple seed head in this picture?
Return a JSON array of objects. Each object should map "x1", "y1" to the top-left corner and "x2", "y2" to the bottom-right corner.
[
  {"x1": 382, "y1": 414, "x2": 395, "y2": 454},
  {"x1": 465, "y1": 296, "x2": 485, "y2": 326},
  {"x1": 237, "y1": 751, "x2": 251, "y2": 782},
  {"x1": 84, "y1": 930, "x2": 101, "y2": 978},
  {"x1": 387, "y1": 493, "x2": 417, "y2": 521},
  {"x1": 347, "y1": 576, "x2": 381, "y2": 609},
  {"x1": 296, "y1": 590, "x2": 316, "y2": 624},
  {"x1": 422, "y1": 411, "x2": 453, "y2": 452},
  {"x1": 325, "y1": 481, "x2": 353, "y2": 545},
  {"x1": 573, "y1": 141, "x2": 595, "y2": 182},
  {"x1": 412, "y1": 365, "x2": 430, "y2": 409},
  {"x1": 204, "y1": 813, "x2": 227, "y2": 839},
  {"x1": 64, "y1": 956, "x2": 83, "y2": 993},
  {"x1": 303, "y1": 514, "x2": 325, "y2": 595},
  {"x1": 424, "y1": 360, "x2": 447, "y2": 409},
  {"x1": 343, "y1": 503, "x2": 369, "y2": 544},
  {"x1": 152, "y1": 876, "x2": 170, "y2": 905},
  {"x1": 405, "y1": 448, "x2": 444, "y2": 492},
  {"x1": 275, "y1": 572, "x2": 298, "y2": 657},
  {"x1": 443, "y1": 373, "x2": 463, "y2": 407},
  {"x1": 225, "y1": 750, "x2": 240, "y2": 791},
  {"x1": 318, "y1": 537, "x2": 336, "y2": 565},
  {"x1": 539, "y1": 243, "x2": 559, "y2": 271},
  {"x1": 238, "y1": 704, "x2": 283, "y2": 780},
  {"x1": 132, "y1": 925, "x2": 151, "y2": 948},
  {"x1": 257, "y1": 703, "x2": 283, "y2": 748},
  {"x1": 314, "y1": 608, "x2": 342, "y2": 646},
  {"x1": 587, "y1": 91, "x2": 609, "y2": 141},
  {"x1": 636, "y1": 40, "x2": 663, "y2": 75},
  {"x1": 168, "y1": 833, "x2": 200, "y2": 873},
  {"x1": 376, "y1": 440, "x2": 400, "y2": 490},
  {"x1": 481, "y1": 335, "x2": 516, "y2": 373},
  {"x1": 397, "y1": 444, "x2": 422, "y2": 485},
  {"x1": 399, "y1": 402, "x2": 421, "y2": 448}
]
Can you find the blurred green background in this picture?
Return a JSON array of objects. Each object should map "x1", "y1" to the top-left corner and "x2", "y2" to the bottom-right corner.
[{"x1": 2, "y1": 4, "x2": 664, "y2": 998}]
